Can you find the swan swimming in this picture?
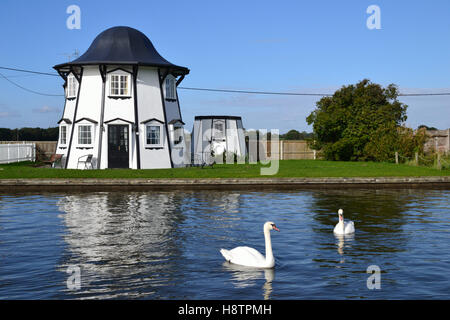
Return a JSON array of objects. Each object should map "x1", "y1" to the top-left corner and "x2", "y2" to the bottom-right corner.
[
  {"x1": 333, "y1": 209, "x2": 355, "y2": 235},
  {"x1": 220, "y1": 221, "x2": 279, "y2": 269}
]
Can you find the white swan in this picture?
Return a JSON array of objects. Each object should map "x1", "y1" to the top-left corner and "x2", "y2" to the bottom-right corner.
[
  {"x1": 220, "y1": 221, "x2": 279, "y2": 269},
  {"x1": 333, "y1": 209, "x2": 355, "y2": 235}
]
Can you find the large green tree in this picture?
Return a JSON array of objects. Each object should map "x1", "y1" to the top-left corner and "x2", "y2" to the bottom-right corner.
[{"x1": 306, "y1": 79, "x2": 409, "y2": 161}]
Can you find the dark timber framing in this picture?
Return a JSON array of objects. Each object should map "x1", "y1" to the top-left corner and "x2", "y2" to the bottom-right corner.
[
  {"x1": 175, "y1": 88, "x2": 183, "y2": 123},
  {"x1": 141, "y1": 118, "x2": 165, "y2": 124},
  {"x1": 105, "y1": 118, "x2": 135, "y2": 125},
  {"x1": 65, "y1": 67, "x2": 84, "y2": 169},
  {"x1": 132, "y1": 65, "x2": 141, "y2": 169},
  {"x1": 158, "y1": 68, "x2": 174, "y2": 168},
  {"x1": 74, "y1": 117, "x2": 98, "y2": 124},
  {"x1": 97, "y1": 65, "x2": 107, "y2": 169},
  {"x1": 195, "y1": 115, "x2": 243, "y2": 121}
]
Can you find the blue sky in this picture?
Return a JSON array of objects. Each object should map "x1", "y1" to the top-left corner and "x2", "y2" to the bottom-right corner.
[{"x1": 0, "y1": 0, "x2": 449, "y2": 132}]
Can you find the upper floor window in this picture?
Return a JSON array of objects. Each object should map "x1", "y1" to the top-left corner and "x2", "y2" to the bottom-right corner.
[
  {"x1": 110, "y1": 74, "x2": 130, "y2": 97},
  {"x1": 67, "y1": 75, "x2": 77, "y2": 98},
  {"x1": 165, "y1": 77, "x2": 176, "y2": 100}
]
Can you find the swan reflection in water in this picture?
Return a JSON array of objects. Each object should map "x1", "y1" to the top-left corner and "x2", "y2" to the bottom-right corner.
[
  {"x1": 222, "y1": 262, "x2": 275, "y2": 300},
  {"x1": 334, "y1": 233, "x2": 355, "y2": 264}
]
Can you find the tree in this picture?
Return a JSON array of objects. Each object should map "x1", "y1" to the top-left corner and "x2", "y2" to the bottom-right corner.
[
  {"x1": 364, "y1": 124, "x2": 428, "y2": 162},
  {"x1": 306, "y1": 79, "x2": 410, "y2": 161},
  {"x1": 418, "y1": 124, "x2": 438, "y2": 131},
  {"x1": 281, "y1": 130, "x2": 314, "y2": 140},
  {"x1": 284, "y1": 130, "x2": 302, "y2": 140}
]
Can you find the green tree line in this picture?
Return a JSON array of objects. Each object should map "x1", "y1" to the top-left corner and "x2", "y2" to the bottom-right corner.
[{"x1": 0, "y1": 127, "x2": 59, "y2": 141}]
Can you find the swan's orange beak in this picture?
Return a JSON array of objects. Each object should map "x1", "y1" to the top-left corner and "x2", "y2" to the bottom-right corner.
[{"x1": 272, "y1": 225, "x2": 280, "y2": 232}]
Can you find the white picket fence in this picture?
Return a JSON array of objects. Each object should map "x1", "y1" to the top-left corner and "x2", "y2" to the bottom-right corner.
[{"x1": 0, "y1": 143, "x2": 36, "y2": 164}]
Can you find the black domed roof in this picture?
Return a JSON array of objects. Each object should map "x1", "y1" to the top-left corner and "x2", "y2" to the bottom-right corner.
[{"x1": 54, "y1": 26, "x2": 189, "y2": 75}]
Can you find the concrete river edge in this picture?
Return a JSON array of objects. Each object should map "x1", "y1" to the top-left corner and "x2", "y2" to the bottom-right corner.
[{"x1": 0, "y1": 176, "x2": 449, "y2": 191}]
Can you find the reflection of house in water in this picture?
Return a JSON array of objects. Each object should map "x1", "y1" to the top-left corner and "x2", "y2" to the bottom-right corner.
[
  {"x1": 56, "y1": 191, "x2": 245, "y2": 298},
  {"x1": 57, "y1": 192, "x2": 185, "y2": 298}
]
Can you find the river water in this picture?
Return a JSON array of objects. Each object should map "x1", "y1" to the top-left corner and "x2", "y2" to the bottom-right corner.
[{"x1": 0, "y1": 188, "x2": 449, "y2": 299}]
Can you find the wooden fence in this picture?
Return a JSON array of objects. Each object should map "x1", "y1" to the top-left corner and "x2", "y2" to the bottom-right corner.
[
  {"x1": 0, "y1": 141, "x2": 57, "y2": 161},
  {"x1": 264, "y1": 140, "x2": 316, "y2": 160}
]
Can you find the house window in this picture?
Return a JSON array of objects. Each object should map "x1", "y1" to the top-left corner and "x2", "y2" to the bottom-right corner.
[
  {"x1": 110, "y1": 74, "x2": 130, "y2": 96},
  {"x1": 165, "y1": 77, "x2": 176, "y2": 100},
  {"x1": 78, "y1": 125, "x2": 92, "y2": 144},
  {"x1": 213, "y1": 120, "x2": 225, "y2": 141},
  {"x1": 60, "y1": 126, "x2": 67, "y2": 145},
  {"x1": 146, "y1": 125, "x2": 162, "y2": 146},
  {"x1": 67, "y1": 75, "x2": 77, "y2": 98}
]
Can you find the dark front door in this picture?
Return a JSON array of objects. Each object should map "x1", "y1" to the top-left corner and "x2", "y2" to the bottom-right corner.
[{"x1": 108, "y1": 125, "x2": 129, "y2": 168}]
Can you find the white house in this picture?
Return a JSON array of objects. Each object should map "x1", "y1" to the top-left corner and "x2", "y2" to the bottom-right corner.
[
  {"x1": 191, "y1": 116, "x2": 246, "y2": 164},
  {"x1": 54, "y1": 26, "x2": 190, "y2": 169}
]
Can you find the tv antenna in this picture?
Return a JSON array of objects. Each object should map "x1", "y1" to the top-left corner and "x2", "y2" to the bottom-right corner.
[{"x1": 60, "y1": 49, "x2": 80, "y2": 62}]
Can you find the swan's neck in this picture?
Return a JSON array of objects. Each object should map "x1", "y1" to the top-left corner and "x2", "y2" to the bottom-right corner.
[
  {"x1": 264, "y1": 228, "x2": 274, "y2": 263},
  {"x1": 337, "y1": 220, "x2": 345, "y2": 231}
]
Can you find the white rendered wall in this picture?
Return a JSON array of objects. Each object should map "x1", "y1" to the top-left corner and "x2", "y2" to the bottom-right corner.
[
  {"x1": 136, "y1": 67, "x2": 172, "y2": 169},
  {"x1": 65, "y1": 66, "x2": 103, "y2": 169},
  {"x1": 55, "y1": 73, "x2": 78, "y2": 160}
]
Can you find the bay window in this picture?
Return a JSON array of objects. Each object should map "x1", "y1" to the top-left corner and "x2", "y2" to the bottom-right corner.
[
  {"x1": 67, "y1": 75, "x2": 77, "y2": 98},
  {"x1": 165, "y1": 77, "x2": 176, "y2": 100},
  {"x1": 60, "y1": 126, "x2": 67, "y2": 145}
]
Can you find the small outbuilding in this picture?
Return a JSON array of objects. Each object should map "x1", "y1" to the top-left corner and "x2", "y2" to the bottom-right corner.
[{"x1": 191, "y1": 116, "x2": 246, "y2": 164}]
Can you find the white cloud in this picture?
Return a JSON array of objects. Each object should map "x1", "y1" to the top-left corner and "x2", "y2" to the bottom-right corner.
[
  {"x1": 32, "y1": 105, "x2": 60, "y2": 114},
  {"x1": 0, "y1": 106, "x2": 20, "y2": 119}
]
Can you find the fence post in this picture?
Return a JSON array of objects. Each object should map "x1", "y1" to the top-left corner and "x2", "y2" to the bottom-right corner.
[
  {"x1": 313, "y1": 150, "x2": 316, "y2": 160},
  {"x1": 437, "y1": 153, "x2": 442, "y2": 170},
  {"x1": 415, "y1": 152, "x2": 419, "y2": 166},
  {"x1": 395, "y1": 151, "x2": 399, "y2": 164},
  {"x1": 280, "y1": 140, "x2": 283, "y2": 160},
  {"x1": 7, "y1": 144, "x2": 10, "y2": 164}
]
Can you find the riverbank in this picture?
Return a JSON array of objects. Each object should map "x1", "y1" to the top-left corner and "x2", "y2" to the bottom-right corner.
[
  {"x1": 0, "y1": 176, "x2": 449, "y2": 191},
  {"x1": 0, "y1": 160, "x2": 449, "y2": 179}
]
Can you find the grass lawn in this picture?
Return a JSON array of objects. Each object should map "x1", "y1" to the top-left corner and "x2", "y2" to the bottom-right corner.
[{"x1": 0, "y1": 160, "x2": 448, "y2": 179}]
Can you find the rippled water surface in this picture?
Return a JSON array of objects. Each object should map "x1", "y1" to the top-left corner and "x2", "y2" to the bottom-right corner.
[{"x1": 0, "y1": 189, "x2": 449, "y2": 299}]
